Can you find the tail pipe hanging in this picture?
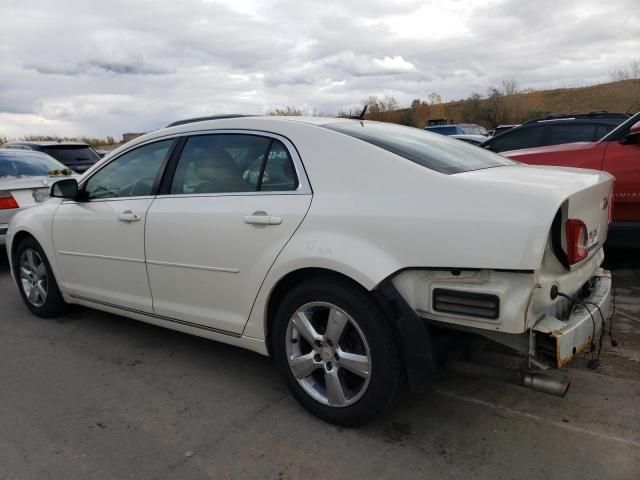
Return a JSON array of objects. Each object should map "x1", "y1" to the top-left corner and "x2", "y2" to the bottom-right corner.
[{"x1": 447, "y1": 359, "x2": 570, "y2": 397}]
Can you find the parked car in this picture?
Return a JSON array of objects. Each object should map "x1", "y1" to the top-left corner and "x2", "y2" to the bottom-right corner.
[
  {"x1": 2, "y1": 141, "x2": 101, "y2": 173},
  {"x1": 504, "y1": 112, "x2": 640, "y2": 246},
  {"x1": 6, "y1": 116, "x2": 613, "y2": 425},
  {"x1": 1, "y1": 149, "x2": 76, "y2": 246},
  {"x1": 424, "y1": 123, "x2": 488, "y2": 136},
  {"x1": 450, "y1": 134, "x2": 487, "y2": 145},
  {"x1": 480, "y1": 112, "x2": 630, "y2": 153},
  {"x1": 487, "y1": 124, "x2": 520, "y2": 137}
]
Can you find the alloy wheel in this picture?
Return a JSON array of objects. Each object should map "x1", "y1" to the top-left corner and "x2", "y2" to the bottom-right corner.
[
  {"x1": 285, "y1": 301, "x2": 372, "y2": 407},
  {"x1": 19, "y1": 248, "x2": 48, "y2": 308}
]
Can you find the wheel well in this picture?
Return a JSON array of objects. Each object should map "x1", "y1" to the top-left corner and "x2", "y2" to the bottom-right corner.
[
  {"x1": 10, "y1": 231, "x2": 33, "y2": 264},
  {"x1": 264, "y1": 268, "x2": 369, "y2": 355}
]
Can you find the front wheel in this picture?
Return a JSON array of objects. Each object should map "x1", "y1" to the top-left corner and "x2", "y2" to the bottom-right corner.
[
  {"x1": 273, "y1": 277, "x2": 402, "y2": 426},
  {"x1": 13, "y1": 236, "x2": 67, "y2": 318}
]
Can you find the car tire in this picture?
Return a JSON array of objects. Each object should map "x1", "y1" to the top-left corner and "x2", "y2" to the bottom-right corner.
[
  {"x1": 13, "y1": 236, "x2": 67, "y2": 318},
  {"x1": 272, "y1": 276, "x2": 402, "y2": 426}
]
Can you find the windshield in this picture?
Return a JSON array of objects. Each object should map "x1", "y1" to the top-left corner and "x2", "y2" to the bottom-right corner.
[
  {"x1": 601, "y1": 112, "x2": 640, "y2": 142},
  {"x1": 323, "y1": 121, "x2": 515, "y2": 174},
  {"x1": 0, "y1": 151, "x2": 68, "y2": 177},
  {"x1": 41, "y1": 145, "x2": 101, "y2": 164},
  {"x1": 462, "y1": 125, "x2": 488, "y2": 135}
]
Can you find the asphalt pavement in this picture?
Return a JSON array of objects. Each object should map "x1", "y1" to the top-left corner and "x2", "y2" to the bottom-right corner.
[{"x1": 1, "y1": 248, "x2": 639, "y2": 479}]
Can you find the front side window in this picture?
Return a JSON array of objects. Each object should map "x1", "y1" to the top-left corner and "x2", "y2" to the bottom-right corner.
[
  {"x1": 489, "y1": 126, "x2": 546, "y2": 152},
  {"x1": 170, "y1": 134, "x2": 298, "y2": 194},
  {"x1": 324, "y1": 121, "x2": 513, "y2": 174},
  {"x1": 83, "y1": 140, "x2": 173, "y2": 199}
]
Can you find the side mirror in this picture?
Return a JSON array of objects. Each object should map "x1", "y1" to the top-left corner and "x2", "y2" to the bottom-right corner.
[
  {"x1": 50, "y1": 178, "x2": 79, "y2": 199},
  {"x1": 621, "y1": 121, "x2": 640, "y2": 145}
]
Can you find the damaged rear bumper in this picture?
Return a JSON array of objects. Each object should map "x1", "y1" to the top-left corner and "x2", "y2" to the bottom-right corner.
[{"x1": 532, "y1": 269, "x2": 611, "y2": 368}]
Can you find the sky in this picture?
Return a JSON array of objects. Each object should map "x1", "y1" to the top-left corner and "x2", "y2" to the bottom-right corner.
[{"x1": 1, "y1": 0, "x2": 638, "y2": 139}]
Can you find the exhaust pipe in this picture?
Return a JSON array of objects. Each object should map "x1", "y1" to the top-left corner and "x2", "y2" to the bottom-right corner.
[
  {"x1": 522, "y1": 372, "x2": 570, "y2": 397},
  {"x1": 447, "y1": 359, "x2": 570, "y2": 397}
]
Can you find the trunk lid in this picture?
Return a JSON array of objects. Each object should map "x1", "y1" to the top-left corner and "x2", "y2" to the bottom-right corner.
[{"x1": 2, "y1": 176, "x2": 52, "y2": 208}]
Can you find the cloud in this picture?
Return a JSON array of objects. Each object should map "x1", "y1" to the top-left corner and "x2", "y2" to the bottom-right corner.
[{"x1": 0, "y1": 0, "x2": 638, "y2": 138}]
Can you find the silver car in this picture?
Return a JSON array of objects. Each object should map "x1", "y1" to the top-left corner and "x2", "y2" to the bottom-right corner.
[{"x1": 0, "y1": 149, "x2": 75, "y2": 246}]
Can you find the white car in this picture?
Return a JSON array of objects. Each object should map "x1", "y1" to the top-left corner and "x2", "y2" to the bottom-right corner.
[
  {"x1": 1, "y1": 149, "x2": 76, "y2": 246},
  {"x1": 5, "y1": 116, "x2": 613, "y2": 425}
]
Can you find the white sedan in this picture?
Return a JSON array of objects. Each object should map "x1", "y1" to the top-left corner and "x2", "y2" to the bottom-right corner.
[
  {"x1": 5, "y1": 116, "x2": 613, "y2": 425},
  {"x1": 1, "y1": 149, "x2": 76, "y2": 246}
]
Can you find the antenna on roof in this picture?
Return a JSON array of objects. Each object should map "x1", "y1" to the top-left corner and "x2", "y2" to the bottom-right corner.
[{"x1": 348, "y1": 105, "x2": 368, "y2": 120}]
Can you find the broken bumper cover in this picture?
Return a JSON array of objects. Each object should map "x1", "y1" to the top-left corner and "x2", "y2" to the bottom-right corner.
[{"x1": 533, "y1": 269, "x2": 611, "y2": 368}]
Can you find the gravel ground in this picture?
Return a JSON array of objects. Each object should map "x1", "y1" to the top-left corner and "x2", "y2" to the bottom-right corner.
[{"x1": 0, "y1": 248, "x2": 638, "y2": 480}]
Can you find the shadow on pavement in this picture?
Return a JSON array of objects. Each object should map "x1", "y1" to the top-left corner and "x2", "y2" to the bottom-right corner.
[
  {"x1": 0, "y1": 247, "x2": 9, "y2": 273},
  {"x1": 603, "y1": 245, "x2": 640, "y2": 270}
]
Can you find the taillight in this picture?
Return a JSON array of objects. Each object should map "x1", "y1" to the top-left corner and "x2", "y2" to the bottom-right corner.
[
  {"x1": 0, "y1": 191, "x2": 19, "y2": 210},
  {"x1": 566, "y1": 219, "x2": 588, "y2": 264}
]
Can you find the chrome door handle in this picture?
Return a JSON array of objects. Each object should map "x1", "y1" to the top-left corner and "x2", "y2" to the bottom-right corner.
[
  {"x1": 117, "y1": 211, "x2": 141, "y2": 222},
  {"x1": 244, "y1": 214, "x2": 282, "y2": 225}
]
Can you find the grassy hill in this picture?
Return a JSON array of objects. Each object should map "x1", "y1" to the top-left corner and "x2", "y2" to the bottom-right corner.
[{"x1": 372, "y1": 79, "x2": 640, "y2": 128}]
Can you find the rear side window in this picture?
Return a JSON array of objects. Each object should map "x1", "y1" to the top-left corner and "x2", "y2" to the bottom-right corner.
[
  {"x1": 260, "y1": 141, "x2": 298, "y2": 191},
  {"x1": 170, "y1": 134, "x2": 298, "y2": 195},
  {"x1": 488, "y1": 126, "x2": 546, "y2": 152},
  {"x1": 548, "y1": 124, "x2": 596, "y2": 145},
  {"x1": 324, "y1": 122, "x2": 513, "y2": 174},
  {"x1": 595, "y1": 124, "x2": 615, "y2": 140}
]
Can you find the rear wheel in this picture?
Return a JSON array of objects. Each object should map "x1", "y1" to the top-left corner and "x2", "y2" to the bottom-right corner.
[
  {"x1": 14, "y1": 236, "x2": 67, "y2": 317},
  {"x1": 273, "y1": 277, "x2": 401, "y2": 426}
]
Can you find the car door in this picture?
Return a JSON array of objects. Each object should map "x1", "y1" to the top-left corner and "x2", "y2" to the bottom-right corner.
[
  {"x1": 602, "y1": 139, "x2": 640, "y2": 222},
  {"x1": 52, "y1": 139, "x2": 175, "y2": 311},
  {"x1": 145, "y1": 132, "x2": 312, "y2": 334}
]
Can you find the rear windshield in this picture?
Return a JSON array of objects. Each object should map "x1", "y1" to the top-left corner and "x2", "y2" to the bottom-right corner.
[
  {"x1": 323, "y1": 122, "x2": 515, "y2": 174},
  {"x1": 462, "y1": 125, "x2": 488, "y2": 135},
  {"x1": 0, "y1": 152, "x2": 67, "y2": 177},
  {"x1": 41, "y1": 145, "x2": 101, "y2": 165},
  {"x1": 425, "y1": 126, "x2": 458, "y2": 135}
]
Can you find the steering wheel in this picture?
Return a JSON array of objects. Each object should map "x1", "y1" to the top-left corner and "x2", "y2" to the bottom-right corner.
[{"x1": 123, "y1": 176, "x2": 156, "y2": 197}]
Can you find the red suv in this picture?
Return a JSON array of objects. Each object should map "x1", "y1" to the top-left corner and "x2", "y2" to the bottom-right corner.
[{"x1": 504, "y1": 113, "x2": 640, "y2": 246}]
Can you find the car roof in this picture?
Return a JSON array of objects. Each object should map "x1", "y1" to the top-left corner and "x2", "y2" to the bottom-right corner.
[
  {"x1": 0, "y1": 148, "x2": 57, "y2": 158},
  {"x1": 424, "y1": 123, "x2": 484, "y2": 128},
  {"x1": 5, "y1": 140, "x2": 90, "y2": 147},
  {"x1": 98, "y1": 115, "x2": 363, "y2": 161},
  {"x1": 522, "y1": 112, "x2": 630, "y2": 125}
]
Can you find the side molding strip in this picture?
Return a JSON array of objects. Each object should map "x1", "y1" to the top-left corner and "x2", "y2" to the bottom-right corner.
[{"x1": 68, "y1": 294, "x2": 242, "y2": 338}]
